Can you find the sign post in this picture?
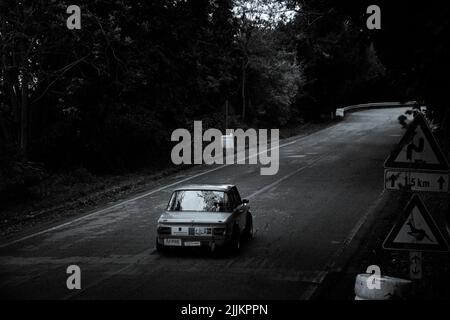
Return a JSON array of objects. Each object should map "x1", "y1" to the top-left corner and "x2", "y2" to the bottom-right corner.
[
  {"x1": 382, "y1": 112, "x2": 450, "y2": 286},
  {"x1": 409, "y1": 251, "x2": 422, "y2": 280}
]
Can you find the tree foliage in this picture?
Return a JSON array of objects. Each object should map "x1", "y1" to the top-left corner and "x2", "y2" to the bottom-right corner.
[{"x1": 1, "y1": 0, "x2": 449, "y2": 198}]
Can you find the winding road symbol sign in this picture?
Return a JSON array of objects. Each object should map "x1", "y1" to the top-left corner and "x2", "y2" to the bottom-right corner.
[
  {"x1": 384, "y1": 113, "x2": 450, "y2": 171},
  {"x1": 383, "y1": 194, "x2": 449, "y2": 252}
]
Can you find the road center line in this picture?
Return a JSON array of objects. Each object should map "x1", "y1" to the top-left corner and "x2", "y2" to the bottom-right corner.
[
  {"x1": 0, "y1": 127, "x2": 331, "y2": 249},
  {"x1": 246, "y1": 155, "x2": 327, "y2": 200}
]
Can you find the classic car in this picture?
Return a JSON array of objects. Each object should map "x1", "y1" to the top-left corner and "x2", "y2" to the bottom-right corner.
[{"x1": 156, "y1": 184, "x2": 253, "y2": 252}]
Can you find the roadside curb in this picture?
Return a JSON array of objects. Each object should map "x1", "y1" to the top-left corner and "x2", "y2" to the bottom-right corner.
[{"x1": 309, "y1": 190, "x2": 392, "y2": 299}]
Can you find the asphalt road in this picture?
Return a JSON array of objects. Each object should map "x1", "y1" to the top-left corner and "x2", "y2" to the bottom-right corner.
[{"x1": 0, "y1": 107, "x2": 407, "y2": 300}]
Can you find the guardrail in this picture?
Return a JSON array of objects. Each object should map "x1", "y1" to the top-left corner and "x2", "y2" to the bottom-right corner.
[{"x1": 335, "y1": 101, "x2": 418, "y2": 118}]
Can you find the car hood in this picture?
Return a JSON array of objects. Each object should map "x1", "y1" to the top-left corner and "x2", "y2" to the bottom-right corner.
[{"x1": 158, "y1": 211, "x2": 232, "y2": 224}]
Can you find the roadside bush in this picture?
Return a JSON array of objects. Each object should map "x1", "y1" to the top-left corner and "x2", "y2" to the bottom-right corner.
[{"x1": 0, "y1": 157, "x2": 46, "y2": 202}]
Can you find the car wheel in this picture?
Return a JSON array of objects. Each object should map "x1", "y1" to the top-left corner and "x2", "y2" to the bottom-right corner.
[
  {"x1": 230, "y1": 225, "x2": 241, "y2": 253},
  {"x1": 156, "y1": 237, "x2": 166, "y2": 253},
  {"x1": 244, "y1": 212, "x2": 253, "y2": 239}
]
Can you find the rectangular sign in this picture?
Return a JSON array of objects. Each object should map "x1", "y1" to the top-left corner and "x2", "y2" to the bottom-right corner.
[
  {"x1": 384, "y1": 170, "x2": 449, "y2": 193},
  {"x1": 184, "y1": 241, "x2": 201, "y2": 247},
  {"x1": 164, "y1": 238, "x2": 182, "y2": 246}
]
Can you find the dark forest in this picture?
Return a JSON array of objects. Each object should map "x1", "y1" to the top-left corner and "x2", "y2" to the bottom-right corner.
[{"x1": 1, "y1": 0, "x2": 450, "y2": 201}]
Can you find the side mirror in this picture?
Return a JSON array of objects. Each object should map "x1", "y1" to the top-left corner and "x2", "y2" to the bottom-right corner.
[{"x1": 242, "y1": 199, "x2": 249, "y2": 205}]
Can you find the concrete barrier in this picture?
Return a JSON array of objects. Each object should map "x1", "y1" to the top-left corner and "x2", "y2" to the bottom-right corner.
[
  {"x1": 336, "y1": 101, "x2": 418, "y2": 119},
  {"x1": 354, "y1": 273, "x2": 412, "y2": 300}
]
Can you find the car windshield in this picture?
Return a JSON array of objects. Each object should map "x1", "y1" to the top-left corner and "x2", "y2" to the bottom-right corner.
[{"x1": 167, "y1": 190, "x2": 231, "y2": 212}]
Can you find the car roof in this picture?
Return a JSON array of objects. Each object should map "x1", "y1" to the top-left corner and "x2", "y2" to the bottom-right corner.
[{"x1": 173, "y1": 184, "x2": 235, "y2": 192}]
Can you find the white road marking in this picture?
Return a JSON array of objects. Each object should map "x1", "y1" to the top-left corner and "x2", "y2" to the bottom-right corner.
[
  {"x1": 0, "y1": 110, "x2": 407, "y2": 300},
  {"x1": 287, "y1": 155, "x2": 307, "y2": 158},
  {"x1": 62, "y1": 256, "x2": 329, "y2": 299},
  {"x1": 326, "y1": 190, "x2": 386, "y2": 271},
  {"x1": 63, "y1": 248, "x2": 153, "y2": 300},
  {"x1": 246, "y1": 155, "x2": 327, "y2": 200},
  {"x1": 299, "y1": 189, "x2": 387, "y2": 300},
  {"x1": 0, "y1": 129, "x2": 327, "y2": 249},
  {"x1": 299, "y1": 284, "x2": 320, "y2": 300}
]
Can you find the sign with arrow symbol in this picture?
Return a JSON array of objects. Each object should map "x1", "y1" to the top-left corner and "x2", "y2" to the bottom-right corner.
[
  {"x1": 384, "y1": 170, "x2": 449, "y2": 193},
  {"x1": 383, "y1": 194, "x2": 449, "y2": 252},
  {"x1": 409, "y1": 251, "x2": 422, "y2": 279}
]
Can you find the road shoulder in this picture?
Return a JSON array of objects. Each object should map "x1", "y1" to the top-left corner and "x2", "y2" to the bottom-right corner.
[{"x1": 314, "y1": 191, "x2": 450, "y2": 300}]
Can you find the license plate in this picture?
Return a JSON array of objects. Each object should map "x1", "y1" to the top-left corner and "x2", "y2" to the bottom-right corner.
[
  {"x1": 164, "y1": 238, "x2": 182, "y2": 246},
  {"x1": 172, "y1": 227, "x2": 189, "y2": 236},
  {"x1": 184, "y1": 241, "x2": 201, "y2": 247},
  {"x1": 191, "y1": 227, "x2": 211, "y2": 236}
]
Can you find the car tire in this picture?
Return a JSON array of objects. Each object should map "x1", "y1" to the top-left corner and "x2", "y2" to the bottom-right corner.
[
  {"x1": 244, "y1": 212, "x2": 253, "y2": 239},
  {"x1": 156, "y1": 237, "x2": 166, "y2": 253},
  {"x1": 229, "y1": 225, "x2": 241, "y2": 253}
]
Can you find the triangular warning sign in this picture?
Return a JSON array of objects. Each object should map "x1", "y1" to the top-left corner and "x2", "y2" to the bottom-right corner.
[
  {"x1": 384, "y1": 113, "x2": 450, "y2": 171},
  {"x1": 383, "y1": 194, "x2": 449, "y2": 252}
]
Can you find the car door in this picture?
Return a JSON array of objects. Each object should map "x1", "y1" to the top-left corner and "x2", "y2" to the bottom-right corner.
[
  {"x1": 227, "y1": 189, "x2": 240, "y2": 231},
  {"x1": 230, "y1": 187, "x2": 246, "y2": 232}
]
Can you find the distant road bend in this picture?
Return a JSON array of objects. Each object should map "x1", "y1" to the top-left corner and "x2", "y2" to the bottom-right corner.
[{"x1": 0, "y1": 107, "x2": 407, "y2": 299}]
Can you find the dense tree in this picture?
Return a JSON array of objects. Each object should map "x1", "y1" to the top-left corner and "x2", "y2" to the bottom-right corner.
[
  {"x1": 233, "y1": 0, "x2": 301, "y2": 125},
  {"x1": 288, "y1": 0, "x2": 450, "y2": 126},
  {"x1": 1, "y1": 0, "x2": 449, "y2": 200},
  {"x1": 288, "y1": 0, "x2": 386, "y2": 120},
  {"x1": 0, "y1": 1, "x2": 238, "y2": 195}
]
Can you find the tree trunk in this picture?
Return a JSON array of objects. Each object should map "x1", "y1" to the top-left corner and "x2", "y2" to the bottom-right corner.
[
  {"x1": 0, "y1": 111, "x2": 12, "y2": 145},
  {"x1": 20, "y1": 73, "x2": 29, "y2": 155},
  {"x1": 2, "y1": 52, "x2": 19, "y2": 144}
]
